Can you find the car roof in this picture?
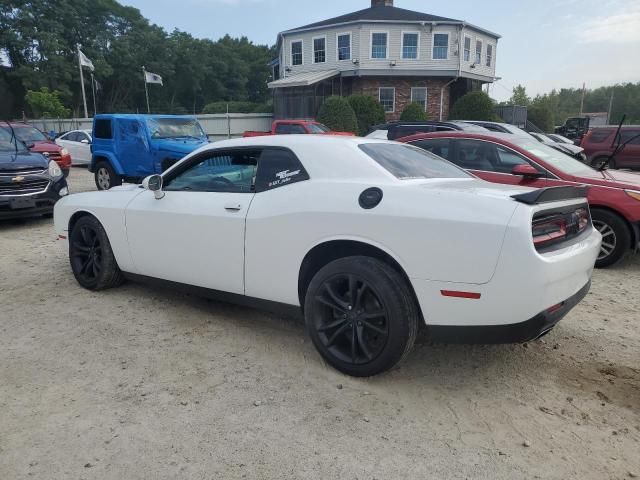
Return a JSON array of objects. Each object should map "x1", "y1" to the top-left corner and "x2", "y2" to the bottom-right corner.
[
  {"x1": 397, "y1": 131, "x2": 520, "y2": 144},
  {"x1": 94, "y1": 114, "x2": 198, "y2": 120}
]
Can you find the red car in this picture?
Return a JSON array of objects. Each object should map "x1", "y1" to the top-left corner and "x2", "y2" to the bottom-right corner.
[
  {"x1": 580, "y1": 126, "x2": 640, "y2": 169},
  {"x1": 399, "y1": 131, "x2": 640, "y2": 267},
  {"x1": 1, "y1": 123, "x2": 72, "y2": 177}
]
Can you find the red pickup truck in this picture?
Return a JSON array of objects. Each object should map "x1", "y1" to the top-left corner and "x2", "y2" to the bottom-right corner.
[{"x1": 244, "y1": 120, "x2": 354, "y2": 137}]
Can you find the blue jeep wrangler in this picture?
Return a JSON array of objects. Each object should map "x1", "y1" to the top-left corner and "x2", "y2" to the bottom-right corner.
[{"x1": 90, "y1": 114, "x2": 208, "y2": 190}]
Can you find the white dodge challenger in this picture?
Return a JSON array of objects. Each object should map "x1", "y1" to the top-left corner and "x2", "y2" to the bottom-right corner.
[{"x1": 54, "y1": 136, "x2": 601, "y2": 376}]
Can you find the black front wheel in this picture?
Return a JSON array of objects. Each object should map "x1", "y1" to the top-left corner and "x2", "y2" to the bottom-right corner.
[
  {"x1": 94, "y1": 161, "x2": 122, "y2": 191},
  {"x1": 304, "y1": 256, "x2": 419, "y2": 377},
  {"x1": 69, "y1": 215, "x2": 124, "y2": 290},
  {"x1": 591, "y1": 209, "x2": 631, "y2": 268}
]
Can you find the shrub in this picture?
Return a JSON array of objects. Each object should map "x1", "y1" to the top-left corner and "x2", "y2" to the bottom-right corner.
[
  {"x1": 449, "y1": 91, "x2": 495, "y2": 121},
  {"x1": 317, "y1": 96, "x2": 358, "y2": 133},
  {"x1": 527, "y1": 105, "x2": 554, "y2": 132},
  {"x1": 347, "y1": 95, "x2": 386, "y2": 136},
  {"x1": 25, "y1": 88, "x2": 70, "y2": 118},
  {"x1": 400, "y1": 102, "x2": 428, "y2": 121}
]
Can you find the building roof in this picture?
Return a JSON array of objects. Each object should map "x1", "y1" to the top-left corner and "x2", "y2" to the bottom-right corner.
[
  {"x1": 288, "y1": 5, "x2": 460, "y2": 31},
  {"x1": 280, "y1": 4, "x2": 500, "y2": 39},
  {"x1": 268, "y1": 69, "x2": 340, "y2": 89}
]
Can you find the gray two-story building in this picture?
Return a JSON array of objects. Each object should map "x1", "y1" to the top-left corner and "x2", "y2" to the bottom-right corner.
[{"x1": 268, "y1": 0, "x2": 500, "y2": 121}]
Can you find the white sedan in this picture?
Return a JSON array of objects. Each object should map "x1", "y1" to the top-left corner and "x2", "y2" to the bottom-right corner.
[
  {"x1": 55, "y1": 129, "x2": 92, "y2": 165},
  {"x1": 54, "y1": 136, "x2": 601, "y2": 376}
]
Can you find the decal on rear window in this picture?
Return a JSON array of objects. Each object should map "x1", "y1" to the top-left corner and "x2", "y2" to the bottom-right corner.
[{"x1": 255, "y1": 148, "x2": 309, "y2": 192}]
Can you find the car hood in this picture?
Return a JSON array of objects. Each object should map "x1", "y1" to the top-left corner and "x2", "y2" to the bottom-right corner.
[
  {"x1": 29, "y1": 140, "x2": 63, "y2": 154},
  {"x1": 572, "y1": 168, "x2": 640, "y2": 190},
  {"x1": 153, "y1": 138, "x2": 208, "y2": 155},
  {"x1": 0, "y1": 150, "x2": 49, "y2": 170}
]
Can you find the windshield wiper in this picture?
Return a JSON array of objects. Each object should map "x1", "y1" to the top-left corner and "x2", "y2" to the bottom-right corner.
[{"x1": 599, "y1": 115, "x2": 626, "y2": 171}]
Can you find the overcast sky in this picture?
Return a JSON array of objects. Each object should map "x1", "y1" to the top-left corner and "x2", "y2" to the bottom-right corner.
[{"x1": 122, "y1": 0, "x2": 640, "y2": 101}]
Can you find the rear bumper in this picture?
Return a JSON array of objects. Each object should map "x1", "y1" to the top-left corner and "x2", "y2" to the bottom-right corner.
[
  {"x1": 0, "y1": 178, "x2": 67, "y2": 219},
  {"x1": 428, "y1": 280, "x2": 591, "y2": 344}
]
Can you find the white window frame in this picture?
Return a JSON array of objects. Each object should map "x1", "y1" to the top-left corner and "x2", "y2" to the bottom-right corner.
[
  {"x1": 475, "y1": 39, "x2": 483, "y2": 65},
  {"x1": 431, "y1": 32, "x2": 449, "y2": 60},
  {"x1": 401, "y1": 31, "x2": 420, "y2": 60},
  {"x1": 463, "y1": 35, "x2": 471, "y2": 62},
  {"x1": 312, "y1": 35, "x2": 327, "y2": 64},
  {"x1": 379, "y1": 87, "x2": 395, "y2": 113},
  {"x1": 336, "y1": 32, "x2": 352, "y2": 61},
  {"x1": 290, "y1": 39, "x2": 304, "y2": 66},
  {"x1": 486, "y1": 43, "x2": 493, "y2": 67},
  {"x1": 410, "y1": 87, "x2": 428, "y2": 111},
  {"x1": 370, "y1": 30, "x2": 389, "y2": 60}
]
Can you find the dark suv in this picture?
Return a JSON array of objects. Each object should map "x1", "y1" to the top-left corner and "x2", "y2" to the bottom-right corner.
[
  {"x1": 365, "y1": 121, "x2": 489, "y2": 140},
  {"x1": 580, "y1": 126, "x2": 640, "y2": 169},
  {"x1": 0, "y1": 127, "x2": 68, "y2": 219}
]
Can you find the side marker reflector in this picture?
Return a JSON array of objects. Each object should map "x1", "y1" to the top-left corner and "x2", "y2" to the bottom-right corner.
[
  {"x1": 58, "y1": 235, "x2": 67, "y2": 240},
  {"x1": 441, "y1": 290, "x2": 481, "y2": 300}
]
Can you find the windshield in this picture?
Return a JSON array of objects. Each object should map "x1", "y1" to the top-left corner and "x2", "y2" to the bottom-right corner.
[
  {"x1": 0, "y1": 127, "x2": 28, "y2": 152},
  {"x1": 1, "y1": 125, "x2": 47, "y2": 143},
  {"x1": 146, "y1": 118, "x2": 206, "y2": 139},
  {"x1": 511, "y1": 138, "x2": 593, "y2": 175},
  {"x1": 307, "y1": 123, "x2": 331, "y2": 133},
  {"x1": 359, "y1": 143, "x2": 471, "y2": 180}
]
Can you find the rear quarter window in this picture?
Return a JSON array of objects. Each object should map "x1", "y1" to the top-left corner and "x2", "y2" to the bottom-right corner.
[{"x1": 94, "y1": 119, "x2": 113, "y2": 139}]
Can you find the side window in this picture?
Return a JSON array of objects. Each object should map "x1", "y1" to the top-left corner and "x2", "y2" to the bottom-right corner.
[
  {"x1": 452, "y1": 140, "x2": 498, "y2": 171},
  {"x1": 619, "y1": 130, "x2": 640, "y2": 145},
  {"x1": 65, "y1": 132, "x2": 80, "y2": 142},
  {"x1": 588, "y1": 130, "x2": 612, "y2": 143},
  {"x1": 411, "y1": 139, "x2": 451, "y2": 161},
  {"x1": 94, "y1": 119, "x2": 112, "y2": 139},
  {"x1": 255, "y1": 148, "x2": 309, "y2": 192},
  {"x1": 275, "y1": 123, "x2": 306, "y2": 134},
  {"x1": 164, "y1": 149, "x2": 260, "y2": 193}
]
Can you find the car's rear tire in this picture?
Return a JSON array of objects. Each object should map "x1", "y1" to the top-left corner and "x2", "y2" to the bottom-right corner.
[
  {"x1": 304, "y1": 256, "x2": 419, "y2": 377},
  {"x1": 591, "y1": 209, "x2": 631, "y2": 268},
  {"x1": 69, "y1": 215, "x2": 124, "y2": 290},
  {"x1": 94, "y1": 161, "x2": 122, "y2": 190}
]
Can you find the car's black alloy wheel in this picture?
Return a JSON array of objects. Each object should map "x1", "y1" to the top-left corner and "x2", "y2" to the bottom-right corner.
[
  {"x1": 305, "y1": 256, "x2": 419, "y2": 377},
  {"x1": 69, "y1": 216, "x2": 124, "y2": 290},
  {"x1": 591, "y1": 209, "x2": 630, "y2": 268}
]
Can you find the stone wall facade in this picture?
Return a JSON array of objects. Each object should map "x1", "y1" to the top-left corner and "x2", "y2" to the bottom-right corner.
[{"x1": 350, "y1": 77, "x2": 452, "y2": 121}]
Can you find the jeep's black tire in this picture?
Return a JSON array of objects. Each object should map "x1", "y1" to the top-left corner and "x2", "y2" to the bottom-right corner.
[
  {"x1": 592, "y1": 209, "x2": 631, "y2": 268},
  {"x1": 304, "y1": 256, "x2": 419, "y2": 377},
  {"x1": 69, "y1": 215, "x2": 124, "y2": 290},
  {"x1": 94, "y1": 161, "x2": 122, "y2": 190}
]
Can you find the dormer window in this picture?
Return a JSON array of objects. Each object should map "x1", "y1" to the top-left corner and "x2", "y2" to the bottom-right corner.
[
  {"x1": 291, "y1": 40, "x2": 303, "y2": 66},
  {"x1": 432, "y1": 33, "x2": 449, "y2": 60},
  {"x1": 371, "y1": 32, "x2": 388, "y2": 59},
  {"x1": 313, "y1": 36, "x2": 326, "y2": 64}
]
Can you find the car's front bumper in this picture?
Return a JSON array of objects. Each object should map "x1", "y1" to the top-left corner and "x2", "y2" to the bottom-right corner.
[
  {"x1": 0, "y1": 177, "x2": 68, "y2": 219},
  {"x1": 427, "y1": 280, "x2": 591, "y2": 344}
]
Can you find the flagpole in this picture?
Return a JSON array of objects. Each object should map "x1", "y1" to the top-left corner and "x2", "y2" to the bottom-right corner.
[
  {"x1": 91, "y1": 73, "x2": 97, "y2": 116},
  {"x1": 142, "y1": 66, "x2": 150, "y2": 114},
  {"x1": 77, "y1": 44, "x2": 89, "y2": 118}
]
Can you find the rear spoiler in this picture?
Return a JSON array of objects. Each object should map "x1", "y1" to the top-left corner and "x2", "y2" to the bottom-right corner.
[{"x1": 511, "y1": 186, "x2": 588, "y2": 205}]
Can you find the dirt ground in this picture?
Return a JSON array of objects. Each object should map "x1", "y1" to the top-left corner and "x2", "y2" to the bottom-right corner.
[{"x1": 0, "y1": 167, "x2": 639, "y2": 480}]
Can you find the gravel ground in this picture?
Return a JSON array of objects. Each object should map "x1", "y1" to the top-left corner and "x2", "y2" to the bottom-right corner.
[{"x1": 1, "y1": 167, "x2": 639, "y2": 480}]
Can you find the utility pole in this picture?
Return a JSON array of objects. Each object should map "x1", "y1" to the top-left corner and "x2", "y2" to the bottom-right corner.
[
  {"x1": 579, "y1": 82, "x2": 586, "y2": 116},
  {"x1": 77, "y1": 44, "x2": 89, "y2": 118},
  {"x1": 90, "y1": 73, "x2": 97, "y2": 116},
  {"x1": 607, "y1": 88, "x2": 615, "y2": 124}
]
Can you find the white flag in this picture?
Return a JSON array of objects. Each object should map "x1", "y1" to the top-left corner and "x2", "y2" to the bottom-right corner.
[
  {"x1": 144, "y1": 71, "x2": 163, "y2": 85},
  {"x1": 78, "y1": 49, "x2": 94, "y2": 71}
]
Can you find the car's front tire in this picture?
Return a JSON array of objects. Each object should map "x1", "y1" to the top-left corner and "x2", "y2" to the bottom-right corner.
[
  {"x1": 304, "y1": 256, "x2": 419, "y2": 377},
  {"x1": 591, "y1": 209, "x2": 631, "y2": 268},
  {"x1": 94, "y1": 161, "x2": 122, "y2": 190},
  {"x1": 69, "y1": 215, "x2": 124, "y2": 290}
]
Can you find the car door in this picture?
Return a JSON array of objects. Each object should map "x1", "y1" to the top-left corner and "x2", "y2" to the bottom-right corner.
[
  {"x1": 124, "y1": 147, "x2": 260, "y2": 294},
  {"x1": 57, "y1": 132, "x2": 78, "y2": 160},
  {"x1": 75, "y1": 131, "x2": 92, "y2": 164},
  {"x1": 117, "y1": 119, "x2": 152, "y2": 176},
  {"x1": 450, "y1": 139, "x2": 551, "y2": 188},
  {"x1": 617, "y1": 130, "x2": 640, "y2": 169}
]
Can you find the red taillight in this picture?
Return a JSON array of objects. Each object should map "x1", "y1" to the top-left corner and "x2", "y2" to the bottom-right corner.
[{"x1": 533, "y1": 217, "x2": 567, "y2": 247}]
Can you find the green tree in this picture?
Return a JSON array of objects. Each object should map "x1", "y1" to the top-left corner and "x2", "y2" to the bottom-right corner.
[
  {"x1": 25, "y1": 87, "x2": 70, "y2": 117},
  {"x1": 347, "y1": 95, "x2": 385, "y2": 136},
  {"x1": 450, "y1": 91, "x2": 496, "y2": 121},
  {"x1": 400, "y1": 102, "x2": 428, "y2": 121},
  {"x1": 527, "y1": 104, "x2": 554, "y2": 132},
  {"x1": 509, "y1": 84, "x2": 531, "y2": 106},
  {"x1": 317, "y1": 96, "x2": 358, "y2": 133}
]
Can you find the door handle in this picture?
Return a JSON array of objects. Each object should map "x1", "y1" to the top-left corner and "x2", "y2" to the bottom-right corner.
[{"x1": 224, "y1": 203, "x2": 242, "y2": 212}]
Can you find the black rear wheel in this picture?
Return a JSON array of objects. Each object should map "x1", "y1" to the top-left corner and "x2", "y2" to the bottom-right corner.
[
  {"x1": 591, "y1": 209, "x2": 631, "y2": 268},
  {"x1": 304, "y1": 256, "x2": 419, "y2": 377},
  {"x1": 69, "y1": 216, "x2": 124, "y2": 290}
]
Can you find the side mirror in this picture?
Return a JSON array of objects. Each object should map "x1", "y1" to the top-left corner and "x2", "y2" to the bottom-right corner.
[
  {"x1": 142, "y1": 174, "x2": 165, "y2": 200},
  {"x1": 512, "y1": 164, "x2": 543, "y2": 178},
  {"x1": 81, "y1": 139, "x2": 90, "y2": 144}
]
